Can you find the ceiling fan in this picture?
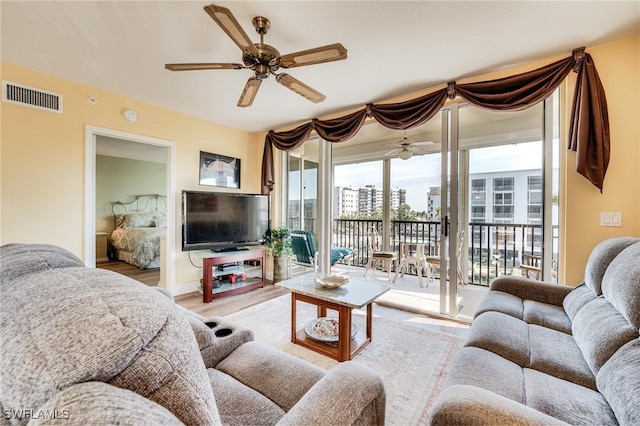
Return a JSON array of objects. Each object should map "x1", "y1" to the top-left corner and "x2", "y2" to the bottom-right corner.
[
  {"x1": 384, "y1": 132, "x2": 437, "y2": 160},
  {"x1": 165, "y1": 4, "x2": 348, "y2": 107}
]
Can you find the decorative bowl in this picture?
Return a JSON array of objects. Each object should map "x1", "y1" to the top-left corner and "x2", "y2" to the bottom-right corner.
[{"x1": 314, "y1": 275, "x2": 349, "y2": 289}]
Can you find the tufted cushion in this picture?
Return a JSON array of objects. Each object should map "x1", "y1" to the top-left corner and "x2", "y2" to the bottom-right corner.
[
  {"x1": 444, "y1": 347, "x2": 526, "y2": 403},
  {"x1": 563, "y1": 284, "x2": 597, "y2": 321},
  {"x1": 467, "y1": 312, "x2": 595, "y2": 389},
  {"x1": 601, "y1": 242, "x2": 640, "y2": 329},
  {"x1": 473, "y1": 290, "x2": 524, "y2": 319},
  {"x1": 216, "y1": 342, "x2": 325, "y2": 412},
  {"x1": 597, "y1": 339, "x2": 640, "y2": 425},
  {"x1": 0, "y1": 243, "x2": 84, "y2": 284},
  {"x1": 528, "y1": 324, "x2": 595, "y2": 389},
  {"x1": 0, "y1": 244, "x2": 221, "y2": 426},
  {"x1": 583, "y1": 237, "x2": 639, "y2": 295},
  {"x1": 523, "y1": 300, "x2": 572, "y2": 334},
  {"x1": 523, "y1": 369, "x2": 617, "y2": 425},
  {"x1": 572, "y1": 297, "x2": 638, "y2": 376},
  {"x1": 208, "y1": 369, "x2": 285, "y2": 426},
  {"x1": 30, "y1": 382, "x2": 183, "y2": 425},
  {"x1": 465, "y1": 312, "x2": 530, "y2": 366}
]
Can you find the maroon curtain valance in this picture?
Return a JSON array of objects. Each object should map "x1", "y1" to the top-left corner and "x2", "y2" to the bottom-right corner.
[{"x1": 262, "y1": 47, "x2": 609, "y2": 194}]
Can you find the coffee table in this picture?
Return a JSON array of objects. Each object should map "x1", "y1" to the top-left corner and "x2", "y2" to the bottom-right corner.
[{"x1": 276, "y1": 273, "x2": 390, "y2": 362}]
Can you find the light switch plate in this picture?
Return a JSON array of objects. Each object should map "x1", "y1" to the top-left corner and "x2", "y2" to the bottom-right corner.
[
  {"x1": 600, "y1": 212, "x2": 622, "y2": 227},
  {"x1": 611, "y1": 212, "x2": 622, "y2": 227}
]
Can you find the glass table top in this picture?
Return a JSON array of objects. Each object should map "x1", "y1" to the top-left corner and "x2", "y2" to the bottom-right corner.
[{"x1": 275, "y1": 273, "x2": 391, "y2": 308}]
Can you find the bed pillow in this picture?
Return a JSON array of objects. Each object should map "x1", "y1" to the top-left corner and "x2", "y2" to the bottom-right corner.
[
  {"x1": 121, "y1": 212, "x2": 156, "y2": 228},
  {"x1": 154, "y1": 213, "x2": 167, "y2": 228}
]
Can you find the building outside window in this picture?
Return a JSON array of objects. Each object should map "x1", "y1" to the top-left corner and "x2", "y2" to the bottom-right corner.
[
  {"x1": 492, "y1": 178, "x2": 514, "y2": 223},
  {"x1": 527, "y1": 176, "x2": 543, "y2": 224}
]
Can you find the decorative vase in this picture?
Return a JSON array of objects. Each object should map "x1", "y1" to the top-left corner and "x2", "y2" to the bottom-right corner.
[{"x1": 273, "y1": 256, "x2": 289, "y2": 283}]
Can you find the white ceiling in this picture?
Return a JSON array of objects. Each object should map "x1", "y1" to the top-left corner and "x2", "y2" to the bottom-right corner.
[{"x1": 2, "y1": 1, "x2": 639, "y2": 134}]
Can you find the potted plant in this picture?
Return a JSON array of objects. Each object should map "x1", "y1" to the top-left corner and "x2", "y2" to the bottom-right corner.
[{"x1": 264, "y1": 226, "x2": 292, "y2": 282}]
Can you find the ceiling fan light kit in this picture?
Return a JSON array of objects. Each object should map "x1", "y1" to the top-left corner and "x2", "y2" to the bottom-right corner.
[
  {"x1": 398, "y1": 149, "x2": 412, "y2": 160},
  {"x1": 166, "y1": 4, "x2": 348, "y2": 107}
]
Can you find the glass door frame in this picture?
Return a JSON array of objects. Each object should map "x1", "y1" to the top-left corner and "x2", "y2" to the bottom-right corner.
[
  {"x1": 282, "y1": 92, "x2": 558, "y2": 318},
  {"x1": 444, "y1": 93, "x2": 558, "y2": 315},
  {"x1": 440, "y1": 106, "x2": 461, "y2": 315}
]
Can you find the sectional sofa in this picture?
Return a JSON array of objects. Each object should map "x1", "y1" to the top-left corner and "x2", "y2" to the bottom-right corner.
[
  {"x1": 0, "y1": 243, "x2": 385, "y2": 425},
  {"x1": 430, "y1": 237, "x2": 640, "y2": 425}
]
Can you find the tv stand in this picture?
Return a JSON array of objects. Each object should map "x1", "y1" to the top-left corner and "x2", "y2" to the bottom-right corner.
[{"x1": 198, "y1": 248, "x2": 266, "y2": 303}]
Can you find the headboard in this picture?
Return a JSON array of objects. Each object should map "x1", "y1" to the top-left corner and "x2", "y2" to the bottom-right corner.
[{"x1": 109, "y1": 194, "x2": 167, "y2": 229}]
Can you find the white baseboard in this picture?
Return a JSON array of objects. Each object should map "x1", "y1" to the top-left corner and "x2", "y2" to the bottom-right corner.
[{"x1": 173, "y1": 280, "x2": 200, "y2": 296}]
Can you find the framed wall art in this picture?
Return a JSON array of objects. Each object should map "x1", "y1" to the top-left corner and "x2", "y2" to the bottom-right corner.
[{"x1": 199, "y1": 151, "x2": 241, "y2": 189}]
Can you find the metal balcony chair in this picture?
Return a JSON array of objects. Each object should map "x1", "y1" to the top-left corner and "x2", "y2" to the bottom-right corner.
[
  {"x1": 520, "y1": 253, "x2": 542, "y2": 280},
  {"x1": 364, "y1": 227, "x2": 397, "y2": 280},
  {"x1": 425, "y1": 231, "x2": 466, "y2": 286},
  {"x1": 289, "y1": 230, "x2": 354, "y2": 273},
  {"x1": 393, "y1": 242, "x2": 429, "y2": 287}
]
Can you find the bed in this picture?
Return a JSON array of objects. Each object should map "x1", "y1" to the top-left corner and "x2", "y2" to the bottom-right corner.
[{"x1": 108, "y1": 194, "x2": 166, "y2": 269}]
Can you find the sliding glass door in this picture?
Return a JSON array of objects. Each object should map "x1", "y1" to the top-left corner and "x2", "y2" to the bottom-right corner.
[
  {"x1": 283, "y1": 91, "x2": 559, "y2": 319},
  {"x1": 287, "y1": 140, "x2": 319, "y2": 235}
]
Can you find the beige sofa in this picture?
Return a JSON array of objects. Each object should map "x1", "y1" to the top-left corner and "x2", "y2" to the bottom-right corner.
[
  {"x1": 0, "y1": 243, "x2": 385, "y2": 425},
  {"x1": 430, "y1": 237, "x2": 640, "y2": 425}
]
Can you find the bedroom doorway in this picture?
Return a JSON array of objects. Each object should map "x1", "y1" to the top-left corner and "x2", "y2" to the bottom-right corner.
[{"x1": 84, "y1": 125, "x2": 176, "y2": 291}]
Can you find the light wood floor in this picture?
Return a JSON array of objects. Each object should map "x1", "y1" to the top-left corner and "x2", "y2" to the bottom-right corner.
[{"x1": 97, "y1": 260, "x2": 161, "y2": 286}]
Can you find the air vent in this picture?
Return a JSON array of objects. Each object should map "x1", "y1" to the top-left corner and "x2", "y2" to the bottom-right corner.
[{"x1": 2, "y1": 80, "x2": 63, "y2": 113}]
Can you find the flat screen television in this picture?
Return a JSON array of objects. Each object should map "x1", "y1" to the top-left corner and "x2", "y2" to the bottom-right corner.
[{"x1": 182, "y1": 190, "x2": 270, "y2": 251}]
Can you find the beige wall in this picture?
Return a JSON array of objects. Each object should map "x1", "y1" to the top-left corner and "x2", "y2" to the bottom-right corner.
[
  {"x1": 561, "y1": 37, "x2": 640, "y2": 284},
  {"x1": 1, "y1": 62, "x2": 264, "y2": 293},
  {"x1": 1, "y1": 36, "x2": 638, "y2": 290}
]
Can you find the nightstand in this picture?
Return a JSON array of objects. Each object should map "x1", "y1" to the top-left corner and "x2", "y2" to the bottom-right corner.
[{"x1": 96, "y1": 232, "x2": 109, "y2": 263}]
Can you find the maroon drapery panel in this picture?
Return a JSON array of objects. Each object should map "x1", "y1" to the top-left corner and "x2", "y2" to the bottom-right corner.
[
  {"x1": 314, "y1": 109, "x2": 369, "y2": 142},
  {"x1": 454, "y1": 56, "x2": 574, "y2": 110},
  {"x1": 261, "y1": 47, "x2": 610, "y2": 194},
  {"x1": 368, "y1": 88, "x2": 449, "y2": 129},
  {"x1": 262, "y1": 122, "x2": 314, "y2": 194},
  {"x1": 568, "y1": 53, "x2": 610, "y2": 192}
]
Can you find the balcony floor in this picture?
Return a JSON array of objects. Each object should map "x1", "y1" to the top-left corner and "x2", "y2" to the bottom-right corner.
[{"x1": 307, "y1": 264, "x2": 489, "y2": 323}]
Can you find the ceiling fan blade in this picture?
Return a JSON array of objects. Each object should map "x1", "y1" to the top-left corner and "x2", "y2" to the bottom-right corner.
[
  {"x1": 275, "y1": 73, "x2": 326, "y2": 103},
  {"x1": 237, "y1": 77, "x2": 262, "y2": 107},
  {"x1": 203, "y1": 4, "x2": 259, "y2": 57},
  {"x1": 384, "y1": 148, "x2": 401, "y2": 157},
  {"x1": 165, "y1": 63, "x2": 243, "y2": 71},
  {"x1": 279, "y1": 43, "x2": 347, "y2": 68},
  {"x1": 412, "y1": 141, "x2": 437, "y2": 146},
  {"x1": 411, "y1": 147, "x2": 430, "y2": 155}
]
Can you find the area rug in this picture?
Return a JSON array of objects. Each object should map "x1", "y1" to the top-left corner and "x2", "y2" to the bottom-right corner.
[{"x1": 224, "y1": 295, "x2": 465, "y2": 426}]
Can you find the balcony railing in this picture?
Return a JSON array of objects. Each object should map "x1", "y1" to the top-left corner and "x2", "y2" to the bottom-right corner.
[{"x1": 332, "y1": 219, "x2": 556, "y2": 286}]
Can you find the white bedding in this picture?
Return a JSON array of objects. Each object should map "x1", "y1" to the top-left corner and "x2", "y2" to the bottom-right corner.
[{"x1": 110, "y1": 226, "x2": 165, "y2": 269}]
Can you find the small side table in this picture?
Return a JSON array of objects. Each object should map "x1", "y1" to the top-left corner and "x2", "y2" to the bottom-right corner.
[
  {"x1": 95, "y1": 232, "x2": 109, "y2": 264},
  {"x1": 276, "y1": 274, "x2": 390, "y2": 362}
]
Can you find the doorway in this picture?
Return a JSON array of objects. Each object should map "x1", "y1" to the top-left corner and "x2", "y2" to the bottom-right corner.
[{"x1": 84, "y1": 125, "x2": 176, "y2": 291}]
